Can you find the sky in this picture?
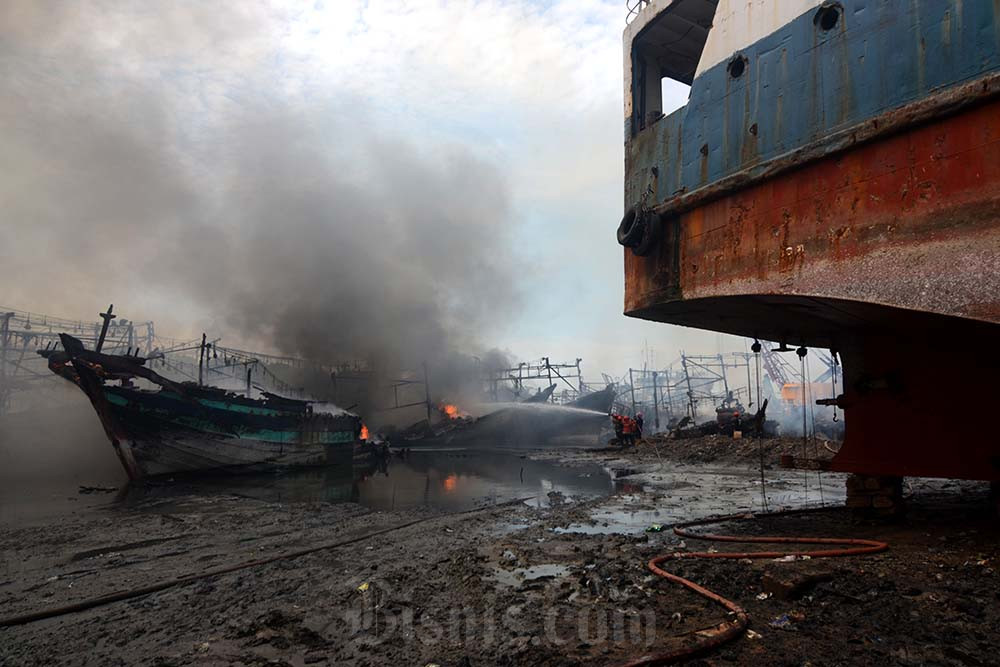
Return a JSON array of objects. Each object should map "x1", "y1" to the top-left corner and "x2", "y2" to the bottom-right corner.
[{"x1": 0, "y1": 0, "x2": 744, "y2": 381}]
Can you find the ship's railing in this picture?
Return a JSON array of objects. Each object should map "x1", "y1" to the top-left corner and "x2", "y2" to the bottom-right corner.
[{"x1": 626, "y1": 0, "x2": 650, "y2": 24}]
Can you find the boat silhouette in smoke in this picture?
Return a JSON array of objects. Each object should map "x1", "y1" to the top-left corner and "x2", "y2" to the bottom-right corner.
[
  {"x1": 39, "y1": 333, "x2": 368, "y2": 480},
  {"x1": 396, "y1": 401, "x2": 612, "y2": 449}
]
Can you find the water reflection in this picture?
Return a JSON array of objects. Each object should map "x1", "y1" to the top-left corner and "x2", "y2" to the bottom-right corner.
[{"x1": 115, "y1": 450, "x2": 617, "y2": 513}]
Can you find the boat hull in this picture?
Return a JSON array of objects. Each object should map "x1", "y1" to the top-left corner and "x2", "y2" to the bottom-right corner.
[
  {"x1": 621, "y1": 0, "x2": 1000, "y2": 481},
  {"x1": 72, "y1": 363, "x2": 366, "y2": 480},
  {"x1": 106, "y1": 415, "x2": 363, "y2": 479}
]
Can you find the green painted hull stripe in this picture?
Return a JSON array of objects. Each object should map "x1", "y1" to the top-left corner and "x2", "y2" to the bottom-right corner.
[{"x1": 104, "y1": 392, "x2": 356, "y2": 445}]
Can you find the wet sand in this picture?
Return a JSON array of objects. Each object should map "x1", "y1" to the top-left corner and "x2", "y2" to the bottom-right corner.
[{"x1": 2, "y1": 440, "x2": 998, "y2": 666}]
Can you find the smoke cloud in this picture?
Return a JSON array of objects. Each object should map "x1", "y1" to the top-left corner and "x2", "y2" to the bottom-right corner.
[{"x1": 0, "y1": 2, "x2": 521, "y2": 408}]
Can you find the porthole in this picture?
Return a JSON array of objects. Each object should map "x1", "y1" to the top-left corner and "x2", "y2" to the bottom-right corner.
[
  {"x1": 815, "y1": 4, "x2": 841, "y2": 31},
  {"x1": 727, "y1": 56, "x2": 746, "y2": 79}
]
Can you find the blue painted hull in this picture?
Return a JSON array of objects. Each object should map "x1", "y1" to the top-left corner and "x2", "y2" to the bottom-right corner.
[{"x1": 626, "y1": 0, "x2": 1000, "y2": 207}]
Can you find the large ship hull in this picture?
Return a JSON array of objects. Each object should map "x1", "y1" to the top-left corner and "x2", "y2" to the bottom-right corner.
[{"x1": 620, "y1": 0, "x2": 1000, "y2": 481}]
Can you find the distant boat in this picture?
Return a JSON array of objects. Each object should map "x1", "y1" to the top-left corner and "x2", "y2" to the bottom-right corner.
[
  {"x1": 567, "y1": 385, "x2": 615, "y2": 413},
  {"x1": 40, "y1": 334, "x2": 369, "y2": 480},
  {"x1": 521, "y1": 384, "x2": 557, "y2": 403}
]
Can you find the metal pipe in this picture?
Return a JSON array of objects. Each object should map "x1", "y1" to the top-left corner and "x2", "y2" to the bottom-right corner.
[
  {"x1": 651, "y1": 371, "x2": 660, "y2": 429},
  {"x1": 423, "y1": 362, "x2": 432, "y2": 422},
  {"x1": 198, "y1": 333, "x2": 206, "y2": 386},
  {"x1": 628, "y1": 368, "x2": 637, "y2": 416},
  {"x1": 545, "y1": 357, "x2": 553, "y2": 402},
  {"x1": 682, "y1": 354, "x2": 695, "y2": 419}
]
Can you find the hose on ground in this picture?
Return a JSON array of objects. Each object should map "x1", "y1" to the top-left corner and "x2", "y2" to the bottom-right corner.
[{"x1": 620, "y1": 507, "x2": 889, "y2": 666}]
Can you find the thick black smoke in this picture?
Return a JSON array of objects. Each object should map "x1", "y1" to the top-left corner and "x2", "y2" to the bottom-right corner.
[{"x1": 0, "y1": 2, "x2": 520, "y2": 413}]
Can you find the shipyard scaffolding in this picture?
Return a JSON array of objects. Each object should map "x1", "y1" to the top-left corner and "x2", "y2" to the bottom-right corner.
[
  {"x1": 483, "y1": 357, "x2": 584, "y2": 404},
  {"x1": 618, "y1": 350, "x2": 768, "y2": 434},
  {"x1": 0, "y1": 305, "x2": 159, "y2": 415}
]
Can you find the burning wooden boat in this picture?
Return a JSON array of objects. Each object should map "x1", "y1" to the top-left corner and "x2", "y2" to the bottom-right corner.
[{"x1": 40, "y1": 333, "x2": 367, "y2": 480}]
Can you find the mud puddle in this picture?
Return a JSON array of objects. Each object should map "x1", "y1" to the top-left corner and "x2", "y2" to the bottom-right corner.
[
  {"x1": 489, "y1": 563, "x2": 573, "y2": 588},
  {"x1": 556, "y1": 467, "x2": 847, "y2": 534},
  {"x1": 3, "y1": 449, "x2": 622, "y2": 527}
]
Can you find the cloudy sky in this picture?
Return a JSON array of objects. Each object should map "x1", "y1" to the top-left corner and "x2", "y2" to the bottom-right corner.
[{"x1": 0, "y1": 0, "x2": 741, "y2": 379}]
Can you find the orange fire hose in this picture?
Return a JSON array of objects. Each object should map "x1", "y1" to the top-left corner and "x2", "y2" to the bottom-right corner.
[{"x1": 621, "y1": 509, "x2": 888, "y2": 666}]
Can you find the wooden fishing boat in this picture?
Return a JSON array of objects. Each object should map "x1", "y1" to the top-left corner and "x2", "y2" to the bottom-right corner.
[{"x1": 41, "y1": 333, "x2": 369, "y2": 480}]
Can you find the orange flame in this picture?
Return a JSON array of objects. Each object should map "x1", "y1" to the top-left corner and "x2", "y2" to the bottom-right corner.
[
  {"x1": 360, "y1": 424, "x2": 370, "y2": 441},
  {"x1": 438, "y1": 402, "x2": 464, "y2": 419}
]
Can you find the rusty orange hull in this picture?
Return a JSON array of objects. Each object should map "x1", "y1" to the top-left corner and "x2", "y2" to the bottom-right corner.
[
  {"x1": 625, "y1": 98, "x2": 1000, "y2": 337},
  {"x1": 624, "y1": 101, "x2": 1000, "y2": 482}
]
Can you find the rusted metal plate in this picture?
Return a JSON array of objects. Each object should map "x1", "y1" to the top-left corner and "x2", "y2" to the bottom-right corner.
[
  {"x1": 830, "y1": 328, "x2": 1000, "y2": 482},
  {"x1": 625, "y1": 99, "x2": 1000, "y2": 331}
]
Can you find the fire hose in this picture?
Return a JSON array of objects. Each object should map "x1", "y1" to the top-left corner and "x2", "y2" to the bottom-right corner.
[{"x1": 620, "y1": 508, "x2": 889, "y2": 666}]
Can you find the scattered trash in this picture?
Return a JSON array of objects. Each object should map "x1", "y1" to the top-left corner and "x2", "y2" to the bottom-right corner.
[
  {"x1": 772, "y1": 554, "x2": 811, "y2": 562},
  {"x1": 756, "y1": 592, "x2": 772, "y2": 600},
  {"x1": 645, "y1": 524, "x2": 664, "y2": 533},
  {"x1": 769, "y1": 614, "x2": 792, "y2": 628},
  {"x1": 357, "y1": 582, "x2": 370, "y2": 593},
  {"x1": 769, "y1": 611, "x2": 805, "y2": 629},
  {"x1": 745, "y1": 629, "x2": 762, "y2": 640}
]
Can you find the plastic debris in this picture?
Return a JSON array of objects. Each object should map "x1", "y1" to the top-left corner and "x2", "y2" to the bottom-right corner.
[
  {"x1": 769, "y1": 614, "x2": 792, "y2": 628},
  {"x1": 357, "y1": 582, "x2": 370, "y2": 593},
  {"x1": 773, "y1": 554, "x2": 811, "y2": 562},
  {"x1": 756, "y1": 592, "x2": 772, "y2": 600},
  {"x1": 646, "y1": 524, "x2": 664, "y2": 533},
  {"x1": 745, "y1": 629, "x2": 762, "y2": 640}
]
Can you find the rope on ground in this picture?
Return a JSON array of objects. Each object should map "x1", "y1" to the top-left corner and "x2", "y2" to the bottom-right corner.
[
  {"x1": 619, "y1": 507, "x2": 889, "y2": 666},
  {"x1": 805, "y1": 354, "x2": 825, "y2": 507},
  {"x1": 798, "y1": 349, "x2": 810, "y2": 501},
  {"x1": 751, "y1": 341, "x2": 768, "y2": 512},
  {"x1": 0, "y1": 496, "x2": 532, "y2": 628}
]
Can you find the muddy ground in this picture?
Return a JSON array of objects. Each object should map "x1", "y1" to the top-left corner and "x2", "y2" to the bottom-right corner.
[{"x1": 2, "y1": 438, "x2": 998, "y2": 666}]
